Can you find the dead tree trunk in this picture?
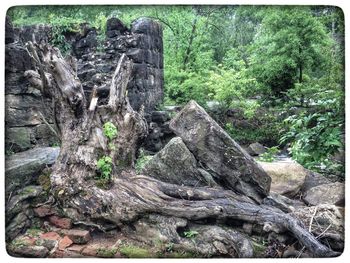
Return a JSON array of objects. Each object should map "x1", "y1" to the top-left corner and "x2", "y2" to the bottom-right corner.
[{"x1": 24, "y1": 41, "x2": 338, "y2": 258}]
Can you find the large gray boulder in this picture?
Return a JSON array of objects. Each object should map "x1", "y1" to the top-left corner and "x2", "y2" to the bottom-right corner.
[
  {"x1": 257, "y1": 160, "x2": 308, "y2": 198},
  {"x1": 301, "y1": 171, "x2": 331, "y2": 195},
  {"x1": 143, "y1": 137, "x2": 214, "y2": 187},
  {"x1": 169, "y1": 100, "x2": 271, "y2": 203},
  {"x1": 5, "y1": 147, "x2": 60, "y2": 197},
  {"x1": 246, "y1": 142, "x2": 266, "y2": 156},
  {"x1": 303, "y1": 182, "x2": 345, "y2": 206}
]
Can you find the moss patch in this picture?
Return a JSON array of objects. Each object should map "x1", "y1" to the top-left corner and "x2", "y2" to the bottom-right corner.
[
  {"x1": 96, "y1": 247, "x2": 117, "y2": 258},
  {"x1": 26, "y1": 228, "x2": 42, "y2": 237},
  {"x1": 37, "y1": 172, "x2": 51, "y2": 192},
  {"x1": 119, "y1": 245, "x2": 153, "y2": 258}
]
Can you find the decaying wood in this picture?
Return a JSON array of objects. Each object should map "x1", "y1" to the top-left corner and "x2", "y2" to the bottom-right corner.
[{"x1": 24, "y1": 41, "x2": 338, "y2": 258}]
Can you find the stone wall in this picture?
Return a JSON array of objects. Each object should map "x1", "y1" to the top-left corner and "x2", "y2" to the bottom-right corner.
[
  {"x1": 5, "y1": 18, "x2": 57, "y2": 153},
  {"x1": 5, "y1": 17, "x2": 164, "y2": 153}
]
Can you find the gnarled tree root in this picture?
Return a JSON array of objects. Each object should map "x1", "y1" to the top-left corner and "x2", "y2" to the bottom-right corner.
[
  {"x1": 127, "y1": 214, "x2": 254, "y2": 257},
  {"x1": 64, "y1": 176, "x2": 338, "y2": 257}
]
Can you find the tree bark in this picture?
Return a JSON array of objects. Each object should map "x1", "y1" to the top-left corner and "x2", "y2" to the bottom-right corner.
[{"x1": 24, "y1": 41, "x2": 338, "y2": 258}]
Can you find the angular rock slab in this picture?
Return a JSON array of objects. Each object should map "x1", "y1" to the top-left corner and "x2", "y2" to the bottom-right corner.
[
  {"x1": 258, "y1": 160, "x2": 308, "y2": 198},
  {"x1": 303, "y1": 182, "x2": 345, "y2": 206},
  {"x1": 169, "y1": 100, "x2": 271, "y2": 203},
  {"x1": 143, "y1": 137, "x2": 209, "y2": 186},
  {"x1": 5, "y1": 147, "x2": 60, "y2": 197}
]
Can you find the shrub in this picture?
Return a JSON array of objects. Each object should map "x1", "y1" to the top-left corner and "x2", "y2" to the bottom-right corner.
[
  {"x1": 280, "y1": 110, "x2": 344, "y2": 177},
  {"x1": 48, "y1": 15, "x2": 83, "y2": 55}
]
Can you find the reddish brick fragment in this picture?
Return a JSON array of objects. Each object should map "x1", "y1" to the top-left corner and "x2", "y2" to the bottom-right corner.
[
  {"x1": 58, "y1": 236, "x2": 73, "y2": 250},
  {"x1": 61, "y1": 229, "x2": 91, "y2": 244},
  {"x1": 49, "y1": 216, "x2": 72, "y2": 229},
  {"x1": 34, "y1": 205, "x2": 54, "y2": 217}
]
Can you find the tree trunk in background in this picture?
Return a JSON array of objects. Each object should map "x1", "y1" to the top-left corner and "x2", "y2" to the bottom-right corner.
[{"x1": 182, "y1": 14, "x2": 199, "y2": 70}]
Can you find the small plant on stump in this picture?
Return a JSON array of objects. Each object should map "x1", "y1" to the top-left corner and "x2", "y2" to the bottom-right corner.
[
  {"x1": 96, "y1": 156, "x2": 113, "y2": 189},
  {"x1": 103, "y1": 122, "x2": 118, "y2": 140}
]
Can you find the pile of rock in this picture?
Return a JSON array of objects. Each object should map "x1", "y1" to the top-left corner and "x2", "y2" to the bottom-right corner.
[{"x1": 144, "y1": 101, "x2": 272, "y2": 203}]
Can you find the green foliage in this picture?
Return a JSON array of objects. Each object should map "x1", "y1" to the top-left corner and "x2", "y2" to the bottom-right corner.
[
  {"x1": 251, "y1": 240, "x2": 268, "y2": 257},
  {"x1": 210, "y1": 64, "x2": 258, "y2": 108},
  {"x1": 103, "y1": 122, "x2": 118, "y2": 141},
  {"x1": 258, "y1": 146, "x2": 279, "y2": 162},
  {"x1": 224, "y1": 106, "x2": 282, "y2": 146},
  {"x1": 96, "y1": 156, "x2": 113, "y2": 180},
  {"x1": 167, "y1": 251, "x2": 198, "y2": 258},
  {"x1": 183, "y1": 230, "x2": 199, "y2": 239},
  {"x1": 119, "y1": 245, "x2": 152, "y2": 258},
  {"x1": 48, "y1": 15, "x2": 83, "y2": 55},
  {"x1": 251, "y1": 6, "x2": 332, "y2": 97},
  {"x1": 280, "y1": 110, "x2": 344, "y2": 176},
  {"x1": 135, "y1": 149, "x2": 153, "y2": 173},
  {"x1": 108, "y1": 142, "x2": 116, "y2": 151}
]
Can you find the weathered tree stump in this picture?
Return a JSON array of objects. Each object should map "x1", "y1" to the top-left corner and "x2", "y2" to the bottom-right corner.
[{"x1": 23, "y1": 41, "x2": 338, "y2": 258}]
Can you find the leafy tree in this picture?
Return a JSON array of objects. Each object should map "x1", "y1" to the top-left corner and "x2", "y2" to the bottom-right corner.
[{"x1": 251, "y1": 6, "x2": 332, "y2": 97}]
